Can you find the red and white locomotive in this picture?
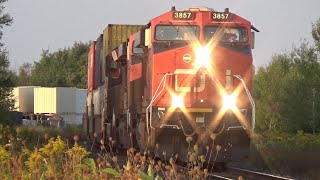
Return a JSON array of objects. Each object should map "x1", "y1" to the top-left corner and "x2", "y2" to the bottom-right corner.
[{"x1": 85, "y1": 6, "x2": 258, "y2": 162}]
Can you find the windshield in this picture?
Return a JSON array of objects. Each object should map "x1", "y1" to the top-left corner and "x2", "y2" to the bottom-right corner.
[
  {"x1": 155, "y1": 25, "x2": 200, "y2": 41},
  {"x1": 133, "y1": 41, "x2": 144, "y2": 54},
  {"x1": 204, "y1": 26, "x2": 247, "y2": 43}
]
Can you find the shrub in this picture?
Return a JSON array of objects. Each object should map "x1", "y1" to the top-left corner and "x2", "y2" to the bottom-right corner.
[
  {"x1": 252, "y1": 131, "x2": 320, "y2": 173},
  {"x1": 0, "y1": 126, "x2": 224, "y2": 179}
]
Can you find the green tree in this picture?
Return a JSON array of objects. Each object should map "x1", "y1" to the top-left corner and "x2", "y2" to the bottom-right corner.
[
  {"x1": 254, "y1": 18, "x2": 320, "y2": 134},
  {"x1": 254, "y1": 54, "x2": 291, "y2": 132},
  {"x1": 0, "y1": 52, "x2": 16, "y2": 111},
  {"x1": 280, "y1": 42, "x2": 320, "y2": 133},
  {"x1": 0, "y1": 0, "x2": 14, "y2": 113},
  {"x1": 31, "y1": 42, "x2": 89, "y2": 89},
  {"x1": 312, "y1": 18, "x2": 320, "y2": 51},
  {"x1": 17, "y1": 62, "x2": 33, "y2": 86}
]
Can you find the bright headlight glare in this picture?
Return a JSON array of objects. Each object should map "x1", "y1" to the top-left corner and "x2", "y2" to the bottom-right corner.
[
  {"x1": 171, "y1": 95, "x2": 184, "y2": 108},
  {"x1": 223, "y1": 94, "x2": 237, "y2": 110},
  {"x1": 195, "y1": 46, "x2": 211, "y2": 68}
]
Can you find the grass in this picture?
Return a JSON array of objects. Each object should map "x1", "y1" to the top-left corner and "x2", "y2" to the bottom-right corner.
[{"x1": 0, "y1": 124, "x2": 222, "y2": 179}]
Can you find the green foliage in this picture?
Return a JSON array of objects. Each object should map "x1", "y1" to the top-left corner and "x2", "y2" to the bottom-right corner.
[
  {"x1": 312, "y1": 18, "x2": 320, "y2": 51},
  {"x1": 62, "y1": 124, "x2": 84, "y2": 139},
  {"x1": 16, "y1": 126, "x2": 61, "y2": 146},
  {"x1": 0, "y1": 145, "x2": 13, "y2": 179},
  {"x1": 147, "y1": 163, "x2": 154, "y2": 177},
  {"x1": 30, "y1": 42, "x2": 89, "y2": 89},
  {"x1": 0, "y1": 125, "x2": 231, "y2": 179},
  {"x1": 0, "y1": 51, "x2": 16, "y2": 113},
  {"x1": 0, "y1": 111, "x2": 20, "y2": 126},
  {"x1": 83, "y1": 157, "x2": 97, "y2": 174},
  {"x1": 254, "y1": 131, "x2": 320, "y2": 153},
  {"x1": 37, "y1": 137, "x2": 67, "y2": 178},
  {"x1": 254, "y1": 18, "x2": 320, "y2": 133},
  {"x1": 0, "y1": 0, "x2": 14, "y2": 115},
  {"x1": 0, "y1": 144, "x2": 12, "y2": 166},
  {"x1": 0, "y1": 0, "x2": 13, "y2": 48},
  {"x1": 139, "y1": 170, "x2": 154, "y2": 180},
  {"x1": 17, "y1": 62, "x2": 33, "y2": 86},
  {"x1": 0, "y1": 124, "x2": 15, "y2": 144},
  {"x1": 25, "y1": 148, "x2": 46, "y2": 179},
  {"x1": 252, "y1": 131, "x2": 320, "y2": 172},
  {"x1": 101, "y1": 167, "x2": 121, "y2": 177},
  {"x1": 66, "y1": 142, "x2": 90, "y2": 164},
  {"x1": 254, "y1": 56, "x2": 286, "y2": 130}
]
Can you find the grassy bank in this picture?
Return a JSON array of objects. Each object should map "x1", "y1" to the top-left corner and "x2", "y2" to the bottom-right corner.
[{"x1": 250, "y1": 131, "x2": 320, "y2": 178}]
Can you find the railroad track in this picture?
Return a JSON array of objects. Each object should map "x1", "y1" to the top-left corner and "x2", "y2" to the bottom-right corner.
[
  {"x1": 87, "y1": 143, "x2": 295, "y2": 179},
  {"x1": 176, "y1": 165, "x2": 295, "y2": 180},
  {"x1": 226, "y1": 166, "x2": 295, "y2": 180},
  {"x1": 176, "y1": 165, "x2": 235, "y2": 179}
]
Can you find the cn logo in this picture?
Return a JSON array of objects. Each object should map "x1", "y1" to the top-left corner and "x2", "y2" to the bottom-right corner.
[
  {"x1": 183, "y1": 54, "x2": 192, "y2": 63},
  {"x1": 174, "y1": 69, "x2": 205, "y2": 93}
]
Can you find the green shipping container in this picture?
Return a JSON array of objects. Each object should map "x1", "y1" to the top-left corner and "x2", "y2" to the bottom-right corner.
[{"x1": 102, "y1": 24, "x2": 145, "y2": 81}]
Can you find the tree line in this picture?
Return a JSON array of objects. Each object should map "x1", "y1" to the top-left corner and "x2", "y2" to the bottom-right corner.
[
  {"x1": 16, "y1": 42, "x2": 89, "y2": 89},
  {"x1": 254, "y1": 18, "x2": 320, "y2": 134},
  {"x1": 0, "y1": 0, "x2": 14, "y2": 112}
]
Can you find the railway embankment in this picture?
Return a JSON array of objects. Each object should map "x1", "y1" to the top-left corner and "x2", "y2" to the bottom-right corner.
[{"x1": 249, "y1": 131, "x2": 320, "y2": 179}]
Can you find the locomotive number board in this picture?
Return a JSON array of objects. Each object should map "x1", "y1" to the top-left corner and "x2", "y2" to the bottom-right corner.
[
  {"x1": 173, "y1": 11, "x2": 195, "y2": 20},
  {"x1": 211, "y1": 12, "x2": 230, "y2": 20}
]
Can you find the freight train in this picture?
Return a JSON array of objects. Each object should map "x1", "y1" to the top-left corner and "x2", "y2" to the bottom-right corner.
[{"x1": 84, "y1": 6, "x2": 258, "y2": 162}]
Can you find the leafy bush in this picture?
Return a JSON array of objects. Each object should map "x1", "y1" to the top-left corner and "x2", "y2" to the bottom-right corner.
[
  {"x1": 252, "y1": 131, "x2": 320, "y2": 173},
  {"x1": 0, "y1": 126, "x2": 222, "y2": 179}
]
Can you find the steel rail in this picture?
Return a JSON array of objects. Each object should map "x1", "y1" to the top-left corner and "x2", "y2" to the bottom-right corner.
[
  {"x1": 228, "y1": 166, "x2": 295, "y2": 180},
  {"x1": 207, "y1": 173, "x2": 233, "y2": 180},
  {"x1": 176, "y1": 165, "x2": 233, "y2": 180}
]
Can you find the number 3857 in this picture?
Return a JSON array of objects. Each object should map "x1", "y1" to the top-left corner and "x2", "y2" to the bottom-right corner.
[
  {"x1": 174, "y1": 12, "x2": 192, "y2": 19},
  {"x1": 212, "y1": 13, "x2": 229, "y2": 20}
]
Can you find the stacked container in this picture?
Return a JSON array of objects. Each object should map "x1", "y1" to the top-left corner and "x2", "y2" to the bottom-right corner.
[
  {"x1": 34, "y1": 87, "x2": 86, "y2": 124},
  {"x1": 85, "y1": 24, "x2": 145, "y2": 136},
  {"x1": 13, "y1": 86, "x2": 36, "y2": 113}
]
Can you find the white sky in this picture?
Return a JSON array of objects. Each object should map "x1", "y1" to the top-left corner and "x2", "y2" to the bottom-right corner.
[{"x1": 3, "y1": 0, "x2": 320, "y2": 71}]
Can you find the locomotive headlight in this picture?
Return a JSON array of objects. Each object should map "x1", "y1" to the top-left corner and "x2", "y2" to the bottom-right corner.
[
  {"x1": 171, "y1": 95, "x2": 184, "y2": 109},
  {"x1": 223, "y1": 93, "x2": 237, "y2": 111},
  {"x1": 195, "y1": 46, "x2": 211, "y2": 68}
]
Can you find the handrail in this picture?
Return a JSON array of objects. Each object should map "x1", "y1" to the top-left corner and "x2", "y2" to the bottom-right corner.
[
  {"x1": 126, "y1": 109, "x2": 131, "y2": 132},
  {"x1": 146, "y1": 73, "x2": 173, "y2": 135},
  {"x1": 233, "y1": 75, "x2": 255, "y2": 130}
]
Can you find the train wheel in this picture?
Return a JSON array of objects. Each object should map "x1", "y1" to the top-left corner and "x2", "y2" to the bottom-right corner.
[
  {"x1": 136, "y1": 120, "x2": 147, "y2": 151},
  {"x1": 136, "y1": 117, "x2": 156, "y2": 151},
  {"x1": 118, "y1": 118, "x2": 130, "y2": 149},
  {"x1": 109, "y1": 109, "x2": 117, "y2": 148}
]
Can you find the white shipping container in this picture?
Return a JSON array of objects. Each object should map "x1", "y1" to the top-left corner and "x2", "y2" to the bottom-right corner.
[
  {"x1": 34, "y1": 87, "x2": 76, "y2": 114},
  {"x1": 76, "y1": 89, "x2": 87, "y2": 114},
  {"x1": 13, "y1": 86, "x2": 36, "y2": 113}
]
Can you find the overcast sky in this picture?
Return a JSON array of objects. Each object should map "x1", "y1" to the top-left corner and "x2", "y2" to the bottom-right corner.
[{"x1": 3, "y1": 0, "x2": 320, "y2": 71}]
